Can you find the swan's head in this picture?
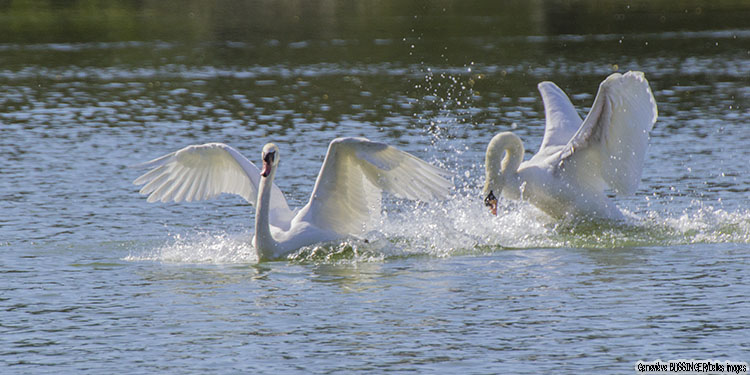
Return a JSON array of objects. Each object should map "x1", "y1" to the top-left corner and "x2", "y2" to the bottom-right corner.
[
  {"x1": 261, "y1": 143, "x2": 280, "y2": 178},
  {"x1": 483, "y1": 188, "x2": 498, "y2": 216},
  {"x1": 482, "y1": 132, "x2": 524, "y2": 216}
]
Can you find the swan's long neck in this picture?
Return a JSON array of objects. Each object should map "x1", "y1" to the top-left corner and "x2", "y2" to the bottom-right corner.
[
  {"x1": 254, "y1": 167, "x2": 279, "y2": 260},
  {"x1": 483, "y1": 132, "x2": 524, "y2": 197}
]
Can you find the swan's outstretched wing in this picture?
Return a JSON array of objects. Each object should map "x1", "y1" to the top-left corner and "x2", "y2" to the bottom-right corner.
[
  {"x1": 300, "y1": 137, "x2": 452, "y2": 235},
  {"x1": 538, "y1": 81, "x2": 583, "y2": 150},
  {"x1": 560, "y1": 71, "x2": 658, "y2": 195},
  {"x1": 133, "y1": 143, "x2": 295, "y2": 228}
]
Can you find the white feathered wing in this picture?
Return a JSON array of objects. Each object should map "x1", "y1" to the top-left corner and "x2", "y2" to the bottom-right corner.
[
  {"x1": 558, "y1": 71, "x2": 658, "y2": 195},
  {"x1": 133, "y1": 143, "x2": 296, "y2": 229},
  {"x1": 298, "y1": 137, "x2": 453, "y2": 236}
]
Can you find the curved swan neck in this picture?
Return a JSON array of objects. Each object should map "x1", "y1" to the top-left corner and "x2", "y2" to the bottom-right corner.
[
  {"x1": 254, "y1": 166, "x2": 278, "y2": 260},
  {"x1": 486, "y1": 132, "x2": 524, "y2": 177}
]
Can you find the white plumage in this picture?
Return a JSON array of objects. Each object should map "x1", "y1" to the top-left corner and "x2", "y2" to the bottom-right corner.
[
  {"x1": 482, "y1": 71, "x2": 658, "y2": 220},
  {"x1": 134, "y1": 137, "x2": 452, "y2": 260}
]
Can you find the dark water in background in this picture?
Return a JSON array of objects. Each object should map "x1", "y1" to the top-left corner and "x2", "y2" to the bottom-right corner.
[{"x1": 1, "y1": 1, "x2": 749, "y2": 373}]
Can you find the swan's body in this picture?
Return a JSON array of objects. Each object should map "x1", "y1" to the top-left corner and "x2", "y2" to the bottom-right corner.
[
  {"x1": 134, "y1": 137, "x2": 452, "y2": 260},
  {"x1": 483, "y1": 71, "x2": 658, "y2": 220}
]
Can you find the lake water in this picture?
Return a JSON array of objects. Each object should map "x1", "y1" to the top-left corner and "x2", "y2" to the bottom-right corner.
[{"x1": 2, "y1": 1, "x2": 749, "y2": 373}]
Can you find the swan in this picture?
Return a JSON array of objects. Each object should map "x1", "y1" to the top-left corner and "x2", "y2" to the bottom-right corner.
[
  {"x1": 134, "y1": 137, "x2": 452, "y2": 260},
  {"x1": 482, "y1": 71, "x2": 658, "y2": 220}
]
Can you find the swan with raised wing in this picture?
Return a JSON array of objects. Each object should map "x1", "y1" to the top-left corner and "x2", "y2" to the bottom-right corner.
[
  {"x1": 482, "y1": 71, "x2": 658, "y2": 220},
  {"x1": 135, "y1": 137, "x2": 452, "y2": 260}
]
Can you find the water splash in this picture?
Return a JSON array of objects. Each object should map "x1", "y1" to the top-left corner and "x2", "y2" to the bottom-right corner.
[
  {"x1": 125, "y1": 193, "x2": 749, "y2": 266},
  {"x1": 379, "y1": 195, "x2": 750, "y2": 254},
  {"x1": 654, "y1": 204, "x2": 750, "y2": 244},
  {"x1": 124, "y1": 231, "x2": 258, "y2": 264},
  {"x1": 287, "y1": 239, "x2": 389, "y2": 264}
]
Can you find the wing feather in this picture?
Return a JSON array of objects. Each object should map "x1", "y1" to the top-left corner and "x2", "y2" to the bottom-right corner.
[
  {"x1": 173, "y1": 169, "x2": 195, "y2": 202},
  {"x1": 538, "y1": 81, "x2": 583, "y2": 150},
  {"x1": 559, "y1": 71, "x2": 658, "y2": 195},
  {"x1": 133, "y1": 143, "x2": 295, "y2": 228},
  {"x1": 300, "y1": 137, "x2": 452, "y2": 235}
]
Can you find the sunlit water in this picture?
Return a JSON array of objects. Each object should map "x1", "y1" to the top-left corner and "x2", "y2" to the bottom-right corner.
[{"x1": 2, "y1": 23, "x2": 749, "y2": 374}]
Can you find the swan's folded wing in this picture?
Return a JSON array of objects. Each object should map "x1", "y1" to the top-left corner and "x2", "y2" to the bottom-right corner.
[
  {"x1": 133, "y1": 143, "x2": 295, "y2": 226},
  {"x1": 302, "y1": 137, "x2": 452, "y2": 235},
  {"x1": 538, "y1": 81, "x2": 583, "y2": 150},
  {"x1": 560, "y1": 71, "x2": 658, "y2": 195}
]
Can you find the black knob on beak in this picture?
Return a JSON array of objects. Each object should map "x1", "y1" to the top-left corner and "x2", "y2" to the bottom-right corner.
[{"x1": 484, "y1": 190, "x2": 496, "y2": 207}]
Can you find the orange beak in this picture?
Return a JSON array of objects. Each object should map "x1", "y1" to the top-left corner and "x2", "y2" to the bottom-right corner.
[
  {"x1": 261, "y1": 152, "x2": 275, "y2": 177},
  {"x1": 484, "y1": 191, "x2": 498, "y2": 216}
]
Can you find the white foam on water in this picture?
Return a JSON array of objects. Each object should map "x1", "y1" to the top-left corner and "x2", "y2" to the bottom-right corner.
[
  {"x1": 124, "y1": 231, "x2": 259, "y2": 264},
  {"x1": 123, "y1": 194, "x2": 750, "y2": 265},
  {"x1": 654, "y1": 203, "x2": 750, "y2": 245}
]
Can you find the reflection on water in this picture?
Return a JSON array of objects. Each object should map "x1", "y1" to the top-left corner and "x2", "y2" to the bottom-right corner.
[{"x1": 3, "y1": 0, "x2": 750, "y2": 44}]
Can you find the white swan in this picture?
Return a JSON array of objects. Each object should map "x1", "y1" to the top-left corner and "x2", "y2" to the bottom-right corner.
[
  {"x1": 482, "y1": 71, "x2": 658, "y2": 220},
  {"x1": 134, "y1": 137, "x2": 452, "y2": 260}
]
